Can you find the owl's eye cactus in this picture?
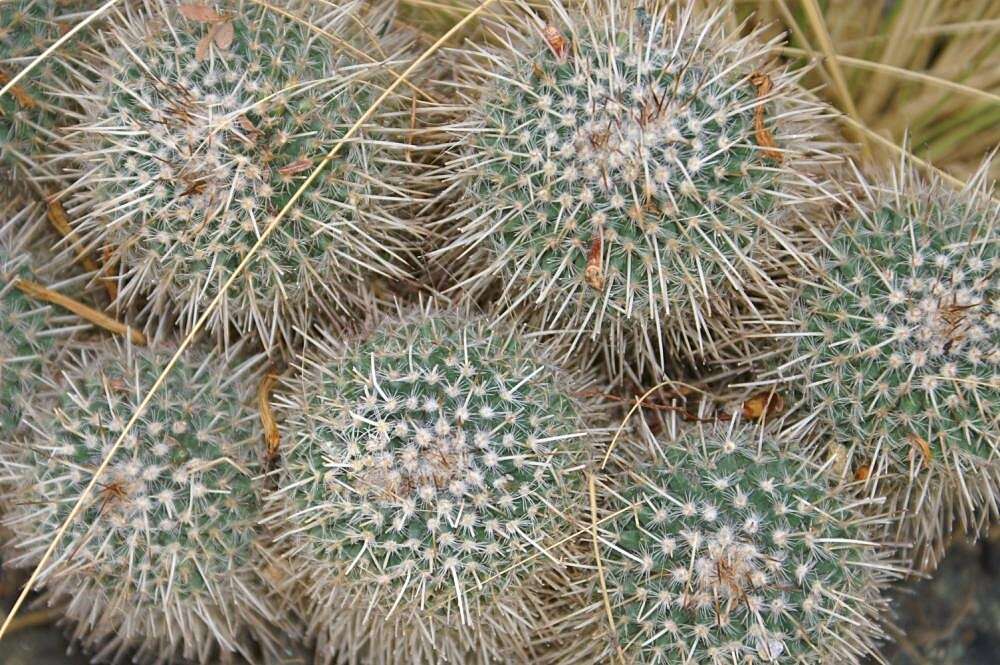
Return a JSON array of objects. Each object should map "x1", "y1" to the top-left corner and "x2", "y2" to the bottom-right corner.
[
  {"x1": 780, "y1": 160, "x2": 999, "y2": 569},
  {"x1": 266, "y1": 305, "x2": 602, "y2": 663},
  {"x1": 0, "y1": 340, "x2": 283, "y2": 663},
  {"x1": 581, "y1": 419, "x2": 896, "y2": 664},
  {"x1": 436, "y1": 0, "x2": 837, "y2": 378},
  {"x1": 62, "y1": 0, "x2": 424, "y2": 347}
]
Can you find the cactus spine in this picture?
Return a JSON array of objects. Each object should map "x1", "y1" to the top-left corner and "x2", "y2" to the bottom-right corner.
[
  {"x1": 578, "y1": 417, "x2": 897, "y2": 664},
  {"x1": 58, "y1": 0, "x2": 424, "y2": 347}
]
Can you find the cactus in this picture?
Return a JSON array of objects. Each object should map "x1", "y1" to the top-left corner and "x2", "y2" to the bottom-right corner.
[
  {"x1": 265, "y1": 304, "x2": 602, "y2": 663},
  {"x1": 1, "y1": 194, "x2": 90, "y2": 434},
  {"x1": 435, "y1": 0, "x2": 837, "y2": 379},
  {"x1": 59, "y1": 0, "x2": 424, "y2": 348},
  {"x1": 580, "y1": 417, "x2": 896, "y2": 664},
  {"x1": 0, "y1": 0, "x2": 103, "y2": 185},
  {"x1": 0, "y1": 339, "x2": 283, "y2": 663},
  {"x1": 778, "y1": 160, "x2": 999, "y2": 569}
]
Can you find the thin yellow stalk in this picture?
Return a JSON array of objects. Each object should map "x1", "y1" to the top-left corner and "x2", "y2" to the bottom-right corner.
[
  {"x1": 834, "y1": 112, "x2": 997, "y2": 201},
  {"x1": 779, "y1": 46, "x2": 1000, "y2": 107},
  {"x1": 250, "y1": 0, "x2": 441, "y2": 103},
  {"x1": 0, "y1": 0, "x2": 500, "y2": 641},
  {"x1": 589, "y1": 472, "x2": 625, "y2": 665},
  {"x1": 799, "y1": 0, "x2": 871, "y2": 159}
]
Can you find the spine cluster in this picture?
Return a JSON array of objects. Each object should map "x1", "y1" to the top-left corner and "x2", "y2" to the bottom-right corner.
[
  {"x1": 584, "y1": 418, "x2": 898, "y2": 664},
  {"x1": 58, "y1": 0, "x2": 426, "y2": 346},
  {"x1": 0, "y1": 0, "x2": 102, "y2": 188},
  {"x1": 778, "y1": 161, "x2": 999, "y2": 568},
  {"x1": 436, "y1": 0, "x2": 837, "y2": 378}
]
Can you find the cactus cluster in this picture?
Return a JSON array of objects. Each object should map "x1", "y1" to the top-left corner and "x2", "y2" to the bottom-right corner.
[
  {"x1": 0, "y1": 0, "x2": 998, "y2": 663},
  {"x1": 0, "y1": 340, "x2": 280, "y2": 663},
  {"x1": 587, "y1": 419, "x2": 897, "y2": 664},
  {"x1": 59, "y1": 0, "x2": 422, "y2": 346},
  {"x1": 437, "y1": 1, "x2": 835, "y2": 377},
  {"x1": 266, "y1": 305, "x2": 599, "y2": 663},
  {"x1": 780, "y1": 162, "x2": 999, "y2": 567}
]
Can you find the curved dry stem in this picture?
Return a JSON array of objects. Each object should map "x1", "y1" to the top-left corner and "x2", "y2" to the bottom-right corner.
[
  {"x1": 780, "y1": 46, "x2": 1000, "y2": 107},
  {"x1": 258, "y1": 371, "x2": 280, "y2": 465},
  {"x1": 600, "y1": 380, "x2": 705, "y2": 469},
  {"x1": 12, "y1": 277, "x2": 144, "y2": 345},
  {"x1": 589, "y1": 472, "x2": 624, "y2": 665}
]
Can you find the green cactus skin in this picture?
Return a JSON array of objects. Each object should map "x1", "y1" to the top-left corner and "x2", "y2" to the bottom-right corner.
[
  {"x1": 265, "y1": 305, "x2": 603, "y2": 664},
  {"x1": 1, "y1": 195, "x2": 90, "y2": 435},
  {"x1": 0, "y1": 340, "x2": 286, "y2": 664},
  {"x1": 435, "y1": 0, "x2": 839, "y2": 380},
  {"x1": 0, "y1": 0, "x2": 104, "y2": 185},
  {"x1": 578, "y1": 418, "x2": 898, "y2": 665},
  {"x1": 779, "y1": 161, "x2": 999, "y2": 570},
  {"x1": 60, "y1": 0, "x2": 424, "y2": 348}
]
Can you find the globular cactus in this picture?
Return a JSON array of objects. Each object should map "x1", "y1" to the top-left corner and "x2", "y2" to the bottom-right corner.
[
  {"x1": 0, "y1": 340, "x2": 286, "y2": 664},
  {"x1": 265, "y1": 304, "x2": 603, "y2": 664},
  {"x1": 575, "y1": 417, "x2": 897, "y2": 664},
  {"x1": 60, "y1": 0, "x2": 425, "y2": 348},
  {"x1": 777, "y1": 160, "x2": 999, "y2": 569},
  {"x1": 435, "y1": 0, "x2": 838, "y2": 380},
  {"x1": 0, "y1": 0, "x2": 103, "y2": 185}
]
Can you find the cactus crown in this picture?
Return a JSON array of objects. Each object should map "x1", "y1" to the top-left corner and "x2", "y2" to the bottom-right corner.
[
  {"x1": 268, "y1": 305, "x2": 597, "y2": 662},
  {"x1": 597, "y1": 419, "x2": 894, "y2": 664},
  {"x1": 63, "y1": 0, "x2": 420, "y2": 346},
  {"x1": 0, "y1": 340, "x2": 276, "y2": 663},
  {"x1": 439, "y1": 0, "x2": 833, "y2": 372},
  {"x1": 784, "y1": 160, "x2": 999, "y2": 563}
]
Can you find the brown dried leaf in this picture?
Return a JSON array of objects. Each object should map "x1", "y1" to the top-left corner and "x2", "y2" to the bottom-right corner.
[
  {"x1": 235, "y1": 114, "x2": 261, "y2": 143},
  {"x1": 178, "y1": 4, "x2": 226, "y2": 22},
  {"x1": 855, "y1": 465, "x2": 871, "y2": 482},
  {"x1": 278, "y1": 157, "x2": 313, "y2": 176},
  {"x1": 749, "y1": 72, "x2": 783, "y2": 163},
  {"x1": 195, "y1": 31, "x2": 212, "y2": 61},
  {"x1": 542, "y1": 24, "x2": 568, "y2": 61},
  {"x1": 213, "y1": 20, "x2": 234, "y2": 50},
  {"x1": 741, "y1": 390, "x2": 785, "y2": 422},
  {"x1": 584, "y1": 229, "x2": 604, "y2": 291},
  {"x1": 907, "y1": 434, "x2": 933, "y2": 469},
  {"x1": 259, "y1": 373, "x2": 280, "y2": 465}
]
